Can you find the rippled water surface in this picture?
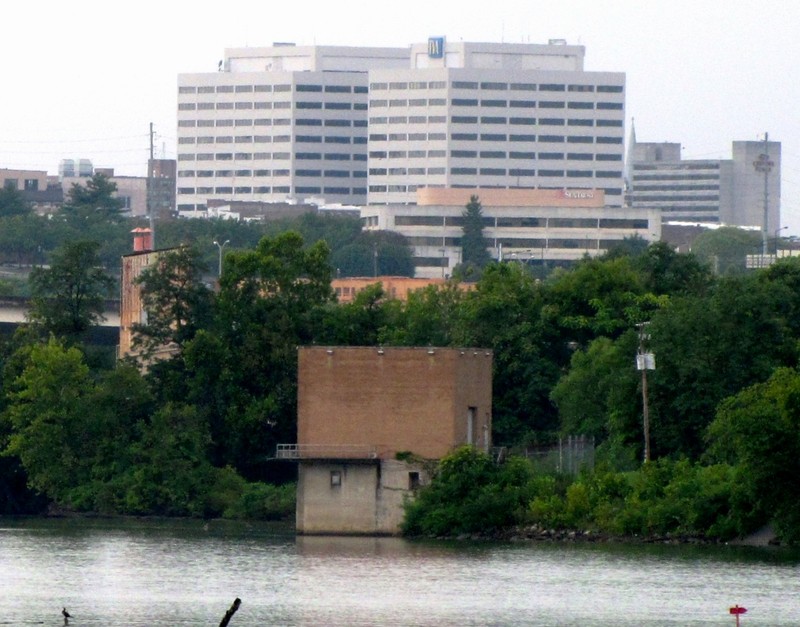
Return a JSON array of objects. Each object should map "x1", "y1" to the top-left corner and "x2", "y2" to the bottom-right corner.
[{"x1": 1, "y1": 518, "x2": 798, "y2": 626}]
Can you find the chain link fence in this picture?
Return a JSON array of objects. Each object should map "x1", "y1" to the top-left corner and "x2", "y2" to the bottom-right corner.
[{"x1": 521, "y1": 435, "x2": 595, "y2": 476}]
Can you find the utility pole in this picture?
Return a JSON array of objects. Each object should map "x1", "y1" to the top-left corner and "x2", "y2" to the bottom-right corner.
[
  {"x1": 147, "y1": 123, "x2": 156, "y2": 248},
  {"x1": 636, "y1": 322, "x2": 655, "y2": 463},
  {"x1": 754, "y1": 132, "x2": 773, "y2": 256}
]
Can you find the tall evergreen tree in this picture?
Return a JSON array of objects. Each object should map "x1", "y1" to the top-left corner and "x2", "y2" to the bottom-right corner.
[
  {"x1": 28, "y1": 240, "x2": 114, "y2": 340},
  {"x1": 59, "y1": 173, "x2": 126, "y2": 223},
  {"x1": 0, "y1": 186, "x2": 32, "y2": 218},
  {"x1": 459, "y1": 195, "x2": 492, "y2": 278}
]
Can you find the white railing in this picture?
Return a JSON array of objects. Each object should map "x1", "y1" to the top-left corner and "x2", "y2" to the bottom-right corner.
[{"x1": 275, "y1": 444, "x2": 378, "y2": 460}]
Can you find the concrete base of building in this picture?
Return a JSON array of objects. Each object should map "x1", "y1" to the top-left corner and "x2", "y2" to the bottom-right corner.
[{"x1": 296, "y1": 458, "x2": 428, "y2": 536}]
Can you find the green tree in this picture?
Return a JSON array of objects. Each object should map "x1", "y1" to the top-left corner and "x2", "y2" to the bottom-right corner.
[
  {"x1": 601, "y1": 234, "x2": 650, "y2": 260},
  {"x1": 0, "y1": 186, "x2": 32, "y2": 218},
  {"x1": 1, "y1": 340, "x2": 156, "y2": 511},
  {"x1": 28, "y1": 240, "x2": 114, "y2": 339},
  {"x1": 706, "y1": 368, "x2": 800, "y2": 541},
  {"x1": 372, "y1": 231, "x2": 415, "y2": 277},
  {"x1": 457, "y1": 263, "x2": 564, "y2": 443},
  {"x1": 691, "y1": 227, "x2": 761, "y2": 275},
  {"x1": 0, "y1": 214, "x2": 49, "y2": 266},
  {"x1": 320, "y1": 283, "x2": 400, "y2": 346},
  {"x1": 178, "y1": 231, "x2": 335, "y2": 478},
  {"x1": 632, "y1": 241, "x2": 713, "y2": 297},
  {"x1": 122, "y1": 402, "x2": 215, "y2": 517},
  {"x1": 330, "y1": 230, "x2": 414, "y2": 278},
  {"x1": 59, "y1": 173, "x2": 126, "y2": 223},
  {"x1": 459, "y1": 195, "x2": 492, "y2": 277},
  {"x1": 758, "y1": 257, "x2": 800, "y2": 338},
  {"x1": 2, "y1": 339, "x2": 93, "y2": 502},
  {"x1": 544, "y1": 255, "x2": 658, "y2": 347},
  {"x1": 402, "y1": 446, "x2": 536, "y2": 536},
  {"x1": 647, "y1": 273, "x2": 797, "y2": 459},
  {"x1": 381, "y1": 282, "x2": 467, "y2": 347},
  {"x1": 550, "y1": 333, "x2": 641, "y2": 469},
  {"x1": 132, "y1": 246, "x2": 214, "y2": 358}
]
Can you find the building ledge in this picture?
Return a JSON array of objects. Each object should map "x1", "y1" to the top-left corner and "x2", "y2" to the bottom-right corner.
[{"x1": 275, "y1": 443, "x2": 378, "y2": 461}]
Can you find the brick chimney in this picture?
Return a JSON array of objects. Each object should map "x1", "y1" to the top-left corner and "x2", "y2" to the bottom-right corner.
[{"x1": 131, "y1": 227, "x2": 153, "y2": 252}]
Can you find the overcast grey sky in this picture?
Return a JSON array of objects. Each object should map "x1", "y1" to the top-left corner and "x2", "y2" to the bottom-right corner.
[{"x1": 2, "y1": 1, "x2": 798, "y2": 232}]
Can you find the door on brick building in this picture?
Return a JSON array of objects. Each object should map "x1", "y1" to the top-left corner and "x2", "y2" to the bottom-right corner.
[{"x1": 467, "y1": 406, "x2": 476, "y2": 445}]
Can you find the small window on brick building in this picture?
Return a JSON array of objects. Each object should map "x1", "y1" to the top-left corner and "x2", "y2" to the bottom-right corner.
[
  {"x1": 330, "y1": 470, "x2": 342, "y2": 487},
  {"x1": 408, "y1": 472, "x2": 420, "y2": 490}
]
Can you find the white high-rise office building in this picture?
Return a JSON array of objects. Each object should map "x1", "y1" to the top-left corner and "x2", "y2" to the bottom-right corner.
[
  {"x1": 176, "y1": 40, "x2": 626, "y2": 213},
  {"x1": 176, "y1": 45, "x2": 408, "y2": 212},
  {"x1": 367, "y1": 40, "x2": 626, "y2": 206}
]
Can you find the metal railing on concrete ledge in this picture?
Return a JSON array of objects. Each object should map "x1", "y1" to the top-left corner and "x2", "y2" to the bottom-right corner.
[{"x1": 275, "y1": 443, "x2": 378, "y2": 460}]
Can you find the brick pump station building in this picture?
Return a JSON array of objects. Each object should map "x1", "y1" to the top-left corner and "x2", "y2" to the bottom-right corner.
[{"x1": 278, "y1": 346, "x2": 493, "y2": 535}]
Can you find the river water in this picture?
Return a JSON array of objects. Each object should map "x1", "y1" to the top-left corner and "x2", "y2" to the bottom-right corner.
[{"x1": 0, "y1": 518, "x2": 798, "y2": 626}]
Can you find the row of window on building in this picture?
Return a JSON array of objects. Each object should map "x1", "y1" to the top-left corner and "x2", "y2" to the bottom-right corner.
[
  {"x1": 177, "y1": 133, "x2": 622, "y2": 146},
  {"x1": 179, "y1": 84, "x2": 368, "y2": 94},
  {"x1": 372, "y1": 168, "x2": 623, "y2": 177},
  {"x1": 371, "y1": 82, "x2": 623, "y2": 93},
  {"x1": 177, "y1": 168, "x2": 623, "y2": 180},
  {"x1": 412, "y1": 240, "x2": 635, "y2": 269},
  {"x1": 369, "y1": 184, "x2": 622, "y2": 194},
  {"x1": 371, "y1": 116, "x2": 622, "y2": 127},
  {"x1": 180, "y1": 102, "x2": 368, "y2": 111},
  {"x1": 177, "y1": 100, "x2": 623, "y2": 112},
  {"x1": 634, "y1": 173, "x2": 721, "y2": 181},
  {"x1": 372, "y1": 133, "x2": 623, "y2": 143},
  {"x1": 177, "y1": 119, "x2": 622, "y2": 131},
  {"x1": 177, "y1": 82, "x2": 623, "y2": 95},
  {"x1": 393, "y1": 216, "x2": 647, "y2": 229},
  {"x1": 179, "y1": 152, "x2": 623, "y2": 163},
  {"x1": 177, "y1": 186, "x2": 359, "y2": 196},
  {"x1": 178, "y1": 151, "x2": 623, "y2": 163},
  {"x1": 630, "y1": 194, "x2": 721, "y2": 202}
]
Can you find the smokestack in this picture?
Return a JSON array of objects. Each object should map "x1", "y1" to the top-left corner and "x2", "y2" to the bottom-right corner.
[{"x1": 131, "y1": 227, "x2": 154, "y2": 252}]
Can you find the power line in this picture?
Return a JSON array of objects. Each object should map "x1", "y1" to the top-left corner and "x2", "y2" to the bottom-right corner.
[
  {"x1": 0, "y1": 134, "x2": 150, "y2": 145},
  {"x1": 0, "y1": 147, "x2": 156, "y2": 156}
]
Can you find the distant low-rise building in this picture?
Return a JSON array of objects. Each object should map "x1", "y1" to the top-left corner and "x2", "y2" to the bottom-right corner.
[
  {"x1": 119, "y1": 228, "x2": 180, "y2": 366},
  {"x1": 190, "y1": 199, "x2": 318, "y2": 222},
  {"x1": 1, "y1": 168, "x2": 49, "y2": 193},
  {"x1": 626, "y1": 125, "x2": 781, "y2": 233},
  {"x1": 0, "y1": 168, "x2": 63, "y2": 215},
  {"x1": 332, "y1": 276, "x2": 453, "y2": 302},
  {"x1": 362, "y1": 187, "x2": 660, "y2": 278},
  {"x1": 148, "y1": 159, "x2": 177, "y2": 220}
]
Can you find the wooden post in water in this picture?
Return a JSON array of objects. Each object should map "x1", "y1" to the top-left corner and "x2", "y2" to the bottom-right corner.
[{"x1": 219, "y1": 598, "x2": 242, "y2": 627}]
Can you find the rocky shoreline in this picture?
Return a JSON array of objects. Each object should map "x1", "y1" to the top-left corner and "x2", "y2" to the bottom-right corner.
[{"x1": 447, "y1": 523, "x2": 782, "y2": 546}]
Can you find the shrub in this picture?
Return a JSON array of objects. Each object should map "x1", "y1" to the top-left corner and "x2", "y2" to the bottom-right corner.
[
  {"x1": 402, "y1": 446, "x2": 536, "y2": 537},
  {"x1": 222, "y1": 482, "x2": 296, "y2": 521}
]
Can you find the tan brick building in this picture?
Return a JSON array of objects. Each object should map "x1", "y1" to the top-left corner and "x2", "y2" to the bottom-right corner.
[
  {"x1": 281, "y1": 346, "x2": 493, "y2": 535},
  {"x1": 118, "y1": 230, "x2": 180, "y2": 365},
  {"x1": 331, "y1": 276, "x2": 451, "y2": 303}
]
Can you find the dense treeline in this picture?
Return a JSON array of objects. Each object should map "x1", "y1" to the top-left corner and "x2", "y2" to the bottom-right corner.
[
  {"x1": 1, "y1": 179, "x2": 798, "y2": 541},
  {"x1": 0, "y1": 174, "x2": 414, "y2": 289}
]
